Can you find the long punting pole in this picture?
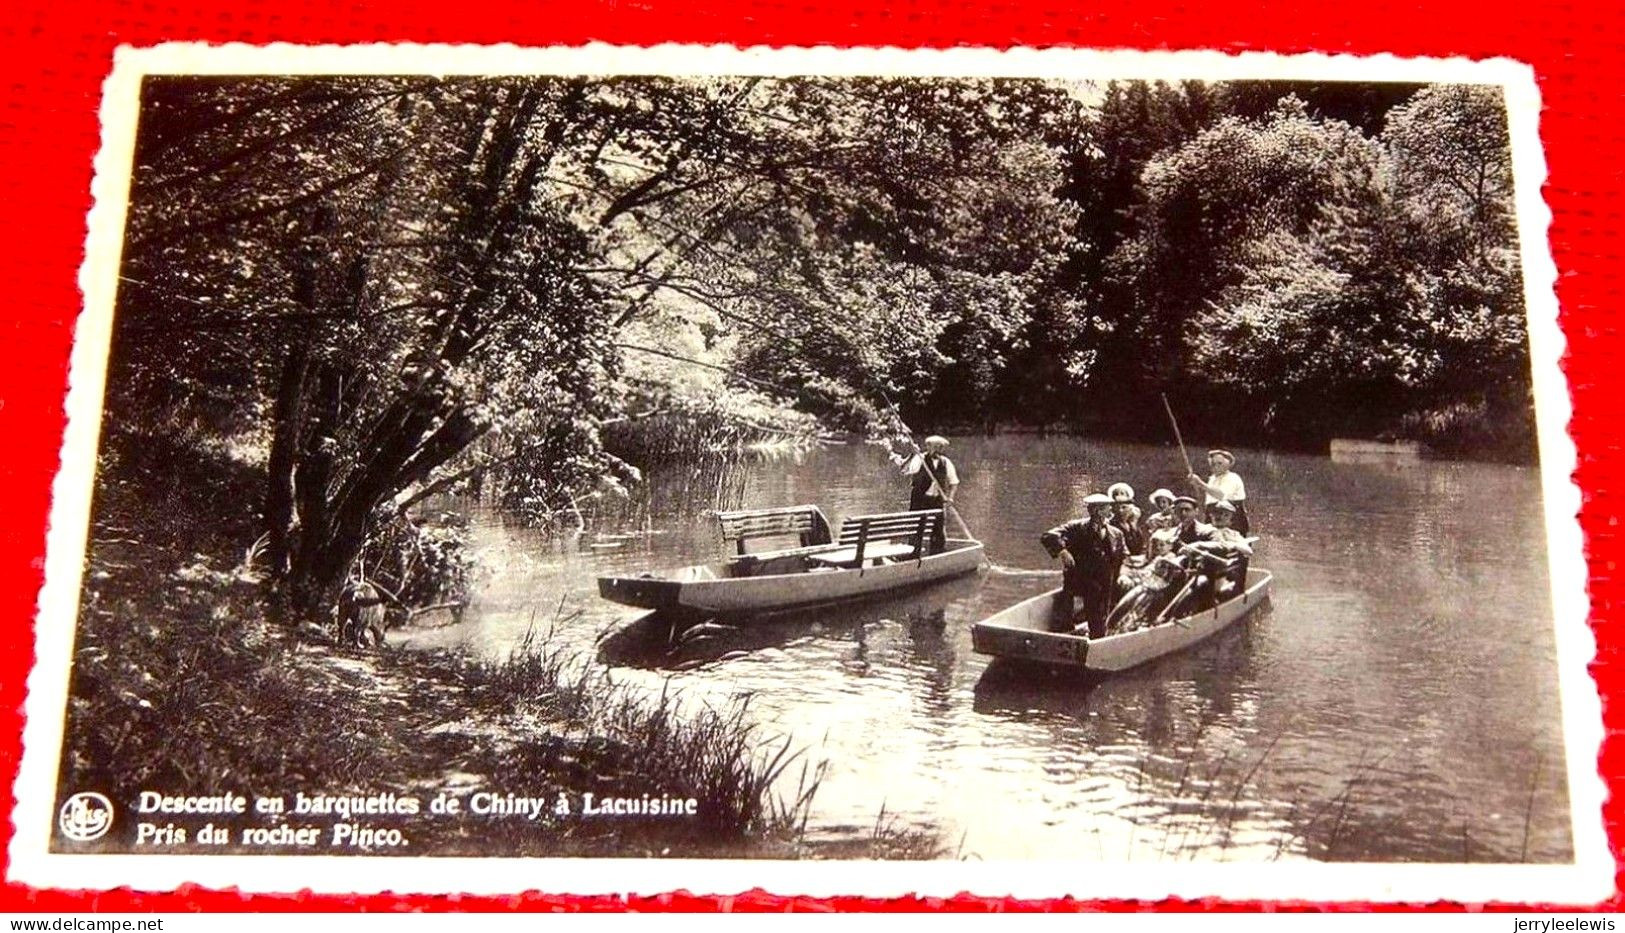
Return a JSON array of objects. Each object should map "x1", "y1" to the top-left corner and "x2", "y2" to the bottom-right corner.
[{"x1": 1161, "y1": 393, "x2": 1196, "y2": 477}]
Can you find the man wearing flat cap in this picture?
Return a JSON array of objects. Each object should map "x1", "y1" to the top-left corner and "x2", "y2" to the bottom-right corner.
[
  {"x1": 1171, "y1": 495, "x2": 1217, "y2": 547},
  {"x1": 891, "y1": 435, "x2": 959, "y2": 552},
  {"x1": 1040, "y1": 493, "x2": 1128, "y2": 638}
]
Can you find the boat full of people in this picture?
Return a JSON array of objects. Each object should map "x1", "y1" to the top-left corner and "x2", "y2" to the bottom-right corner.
[
  {"x1": 973, "y1": 448, "x2": 1271, "y2": 672},
  {"x1": 972, "y1": 566, "x2": 1273, "y2": 672}
]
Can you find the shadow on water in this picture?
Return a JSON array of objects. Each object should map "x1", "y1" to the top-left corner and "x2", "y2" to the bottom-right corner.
[
  {"x1": 596, "y1": 571, "x2": 986, "y2": 671},
  {"x1": 970, "y1": 605, "x2": 1267, "y2": 724}
]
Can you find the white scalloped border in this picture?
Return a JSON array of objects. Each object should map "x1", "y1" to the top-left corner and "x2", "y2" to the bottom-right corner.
[{"x1": 9, "y1": 41, "x2": 1606, "y2": 904}]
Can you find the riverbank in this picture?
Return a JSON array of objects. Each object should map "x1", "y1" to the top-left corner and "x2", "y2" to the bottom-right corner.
[
  {"x1": 912, "y1": 393, "x2": 1538, "y2": 465},
  {"x1": 58, "y1": 432, "x2": 940, "y2": 858},
  {"x1": 905, "y1": 422, "x2": 1534, "y2": 465}
]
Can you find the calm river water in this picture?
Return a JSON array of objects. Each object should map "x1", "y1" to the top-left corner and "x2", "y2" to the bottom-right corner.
[{"x1": 405, "y1": 436, "x2": 1574, "y2": 863}]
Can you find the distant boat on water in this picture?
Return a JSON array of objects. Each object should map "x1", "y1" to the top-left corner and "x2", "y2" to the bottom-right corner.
[{"x1": 1329, "y1": 438, "x2": 1425, "y2": 461}]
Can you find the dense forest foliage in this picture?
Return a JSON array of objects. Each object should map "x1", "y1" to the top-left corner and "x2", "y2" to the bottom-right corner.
[{"x1": 105, "y1": 75, "x2": 1527, "y2": 619}]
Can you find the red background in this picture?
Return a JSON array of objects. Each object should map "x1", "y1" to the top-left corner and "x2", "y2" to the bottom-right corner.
[{"x1": 0, "y1": 0, "x2": 1620, "y2": 913}]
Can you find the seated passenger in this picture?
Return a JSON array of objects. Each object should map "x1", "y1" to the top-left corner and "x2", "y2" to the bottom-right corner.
[
  {"x1": 1198, "y1": 500, "x2": 1252, "y2": 555},
  {"x1": 1108, "y1": 530, "x2": 1187, "y2": 633},
  {"x1": 1116, "y1": 553, "x2": 1147, "y2": 596},
  {"x1": 1151, "y1": 496, "x2": 1233, "y2": 612},
  {"x1": 1117, "y1": 529, "x2": 1178, "y2": 591},
  {"x1": 1107, "y1": 482, "x2": 1147, "y2": 556},
  {"x1": 1143, "y1": 488, "x2": 1178, "y2": 535},
  {"x1": 1171, "y1": 495, "x2": 1215, "y2": 546},
  {"x1": 1188, "y1": 500, "x2": 1252, "y2": 598}
]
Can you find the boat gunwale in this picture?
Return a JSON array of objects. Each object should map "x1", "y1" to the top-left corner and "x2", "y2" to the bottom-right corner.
[
  {"x1": 971, "y1": 568, "x2": 1273, "y2": 670},
  {"x1": 600, "y1": 537, "x2": 985, "y2": 587}
]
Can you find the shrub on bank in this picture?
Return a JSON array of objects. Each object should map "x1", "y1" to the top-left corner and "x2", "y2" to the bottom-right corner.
[
  {"x1": 60, "y1": 432, "x2": 929, "y2": 857},
  {"x1": 1398, "y1": 394, "x2": 1538, "y2": 463}
]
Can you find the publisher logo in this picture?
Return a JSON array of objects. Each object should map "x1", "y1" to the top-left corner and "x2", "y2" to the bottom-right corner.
[{"x1": 58, "y1": 792, "x2": 114, "y2": 842}]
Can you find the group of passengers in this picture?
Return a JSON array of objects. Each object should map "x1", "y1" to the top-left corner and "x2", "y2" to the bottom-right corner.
[{"x1": 1040, "y1": 449, "x2": 1254, "y2": 639}]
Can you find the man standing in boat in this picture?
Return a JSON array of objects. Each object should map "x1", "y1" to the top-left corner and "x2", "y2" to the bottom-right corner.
[
  {"x1": 891, "y1": 435, "x2": 959, "y2": 552},
  {"x1": 1187, "y1": 448, "x2": 1250, "y2": 535},
  {"x1": 1040, "y1": 493, "x2": 1127, "y2": 639}
]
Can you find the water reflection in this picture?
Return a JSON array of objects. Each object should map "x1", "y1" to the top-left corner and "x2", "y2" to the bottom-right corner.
[
  {"x1": 971, "y1": 612, "x2": 1259, "y2": 725},
  {"x1": 415, "y1": 436, "x2": 1574, "y2": 864},
  {"x1": 597, "y1": 573, "x2": 983, "y2": 673}
]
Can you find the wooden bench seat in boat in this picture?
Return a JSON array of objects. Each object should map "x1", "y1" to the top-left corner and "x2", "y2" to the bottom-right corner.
[
  {"x1": 716, "y1": 505, "x2": 833, "y2": 556},
  {"x1": 817, "y1": 509, "x2": 943, "y2": 568},
  {"x1": 805, "y1": 541, "x2": 921, "y2": 568},
  {"x1": 598, "y1": 505, "x2": 981, "y2": 613}
]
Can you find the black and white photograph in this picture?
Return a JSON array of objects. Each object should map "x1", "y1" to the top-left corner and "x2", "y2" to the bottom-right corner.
[{"x1": 10, "y1": 45, "x2": 1606, "y2": 900}]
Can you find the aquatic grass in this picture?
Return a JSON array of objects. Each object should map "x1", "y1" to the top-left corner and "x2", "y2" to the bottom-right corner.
[
  {"x1": 404, "y1": 613, "x2": 835, "y2": 847},
  {"x1": 439, "y1": 604, "x2": 942, "y2": 854},
  {"x1": 865, "y1": 802, "x2": 948, "y2": 861},
  {"x1": 601, "y1": 392, "x2": 821, "y2": 469},
  {"x1": 1159, "y1": 747, "x2": 1232, "y2": 860},
  {"x1": 1086, "y1": 725, "x2": 1389, "y2": 863},
  {"x1": 70, "y1": 555, "x2": 844, "y2": 856},
  {"x1": 65, "y1": 437, "x2": 867, "y2": 858}
]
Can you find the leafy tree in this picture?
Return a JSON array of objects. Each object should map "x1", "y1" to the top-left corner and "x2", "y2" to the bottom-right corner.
[
  {"x1": 1384, "y1": 83, "x2": 1514, "y2": 251},
  {"x1": 112, "y1": 75, "x2": 1088, "y2": 617},
  {"x1": 1166, "y1": 90, "x2": 1527, "y2": 448},
  {"x1": 106, "y1": 74, "x2": 1536, "y2": 629},
  {"x1": 1109, "y1": 97, "x2": 1385, "y2": 423},
  {"x1": 1215, "y1": 80, "x2": 1427, "y2": 135},
  {"x1": 716, "y1": 79, "x2": 1081, "y2": 433},
  {"x1": 117, "y1": 79, "x2": 626, "y2": 617},
  {"x1": 1383, "y1": 85, "x2": 1529, "y2": 451},
  {"x1": 1026, "y1": 81, "x2": 1217, "y2": 430}
]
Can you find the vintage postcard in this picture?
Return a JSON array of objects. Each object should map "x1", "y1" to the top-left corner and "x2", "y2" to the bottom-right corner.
[{"x1": 8, "y1": 43, "x2": 1610, "y2": 902}]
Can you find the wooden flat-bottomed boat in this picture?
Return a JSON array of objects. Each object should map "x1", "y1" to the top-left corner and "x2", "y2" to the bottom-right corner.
[
  {"x1": 598, "y1": 505, "x2": 985, "y2": 616},
  {"x1": 971, "y1": 568, "x2": 1273, "y2": 672}
]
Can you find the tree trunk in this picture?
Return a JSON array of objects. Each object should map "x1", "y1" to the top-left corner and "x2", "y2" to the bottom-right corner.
[
  {"x1": 263, "y1": 341, "x2": 309, "y2": 579},
  {"x1": 266, "y1": 210, "x2": 330, "y2": 618},
  {"x1": 285, "y1": 360, "x2": 346, "y2": 620}
]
